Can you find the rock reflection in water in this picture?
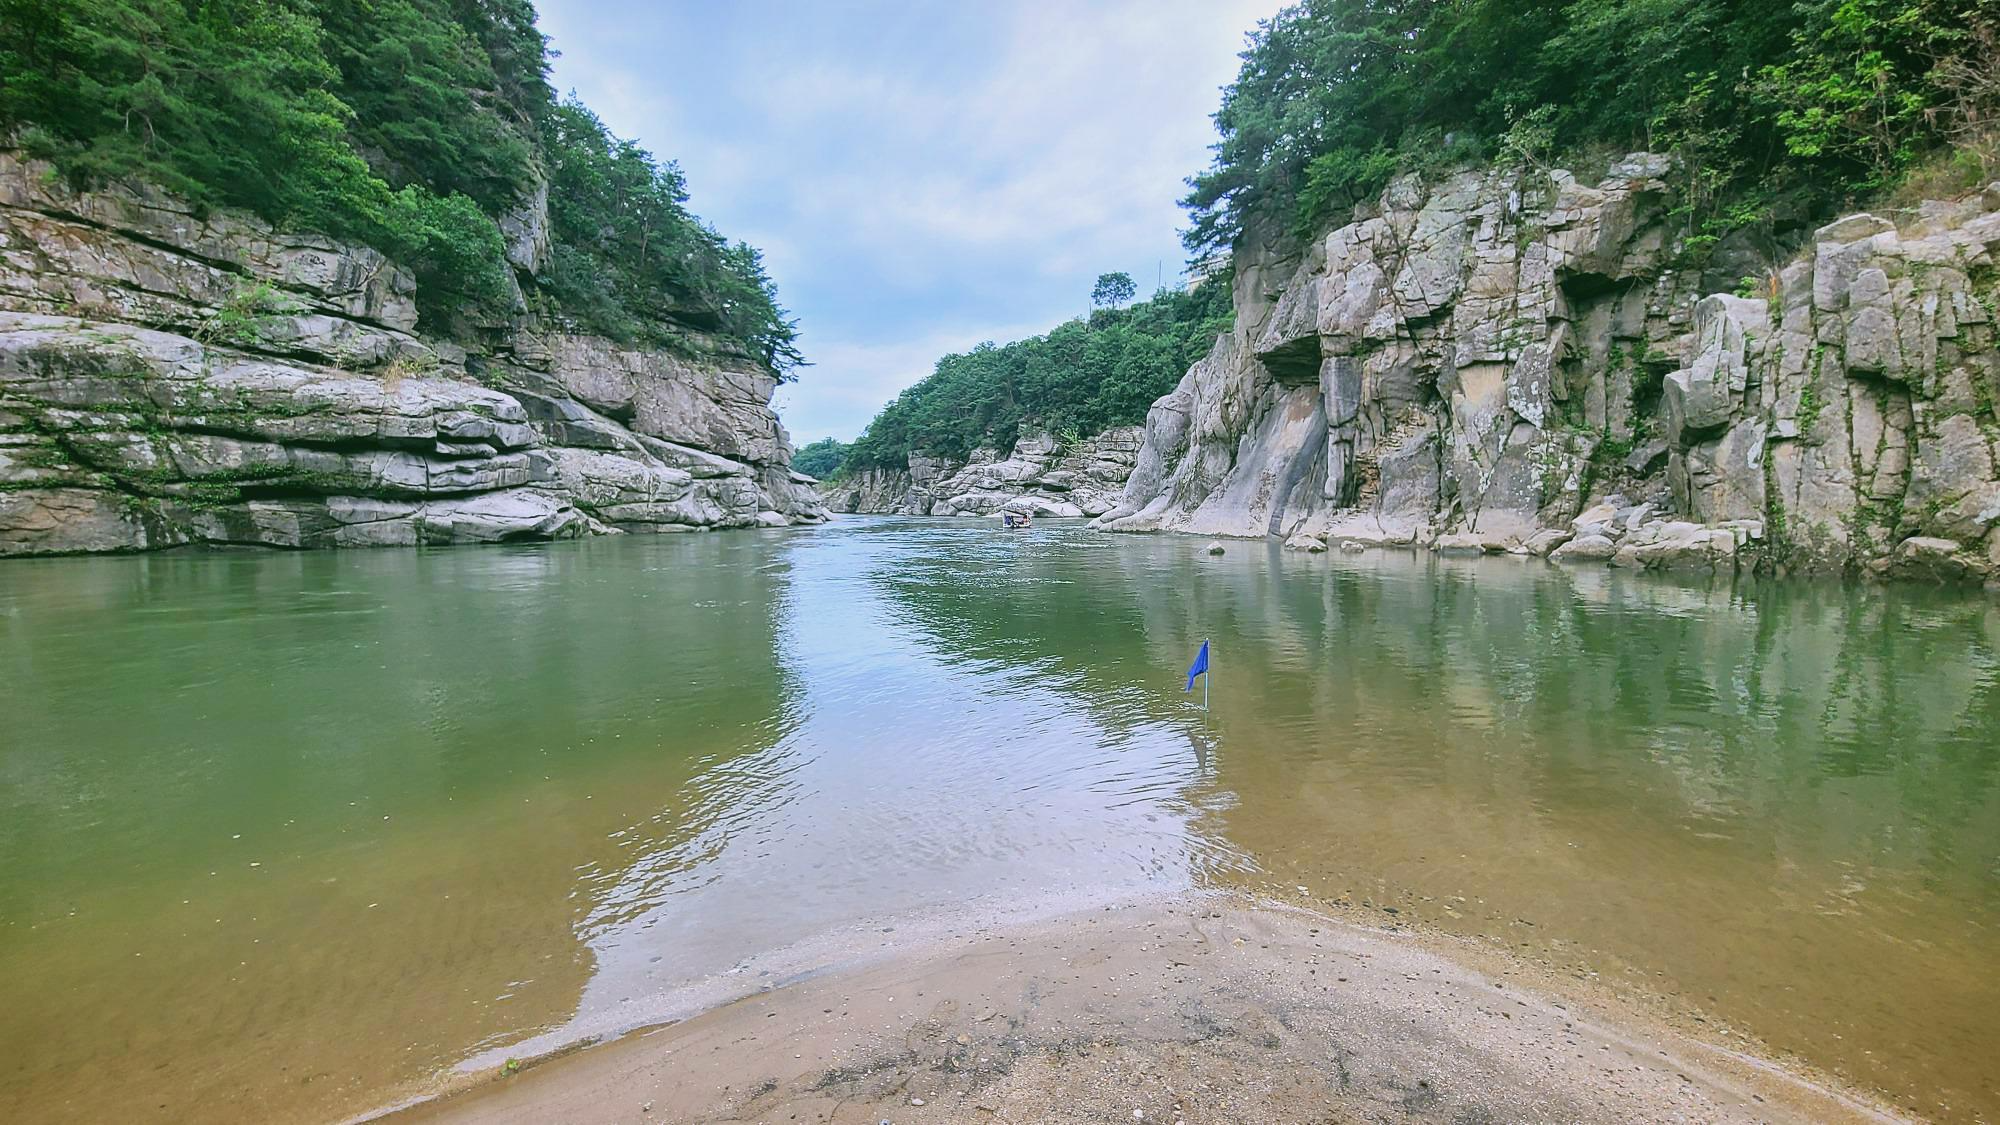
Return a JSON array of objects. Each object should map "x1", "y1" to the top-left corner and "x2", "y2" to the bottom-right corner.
[
  {"x1": 883, "y1": 528, "x2": 2000, "y2": 1119},
  {"x1": 1, "y1": 520, "x2": 1995, "y2": 1123}
]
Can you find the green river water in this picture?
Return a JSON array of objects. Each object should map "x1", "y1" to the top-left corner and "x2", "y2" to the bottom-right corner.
[{"x1": 2, "y1": 518, "x2": 1997, "y2": 1122}]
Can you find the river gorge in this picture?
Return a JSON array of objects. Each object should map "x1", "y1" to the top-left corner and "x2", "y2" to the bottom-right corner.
[
  {"x1": 3, "y1": 518, "x2": 1995, "y2": 1122},
  {"x1": 9, "y1": 2, "x2": 2000, "y2": 1121}
]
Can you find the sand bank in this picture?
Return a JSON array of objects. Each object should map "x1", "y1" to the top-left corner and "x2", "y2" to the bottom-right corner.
[{"x1": 382, "y1": 894, "x2": 1902, "y2": 1124}]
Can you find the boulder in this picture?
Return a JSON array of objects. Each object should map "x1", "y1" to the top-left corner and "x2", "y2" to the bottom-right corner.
[
  {"x1": 1550, "y1": 534, "x2": 1619, "y2": 563},
  {"x1": 1870, "y1": 536, "x2": 1988, "y2": 583},
  {"x1": 1522, "y1": 528, "x2": 1572, "y2": 557},
  {"x1": 1632, "y1": 527, "x2": 1738, "y2": 572},
  {"x1": 1435, "y1": 531, "x2": 1510, "y2": 555}
]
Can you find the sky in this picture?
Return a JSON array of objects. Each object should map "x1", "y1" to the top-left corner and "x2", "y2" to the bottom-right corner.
[{"x1": 535, "y1": 0, "x2": 1282, "y2": 443}]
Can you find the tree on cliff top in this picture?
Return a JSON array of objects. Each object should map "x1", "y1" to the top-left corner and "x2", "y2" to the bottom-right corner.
[
  {"x1": 1184, "y1": 0, "x2": 1993, "y2": 255},
  {"x1": 0, "y1": 0, "x2": 802, "y2": 375},
  {"x1": 540, "y1": 97, "x2": 802, "y2": 371},
  {"x1": 1091, "y1": 272, "x2": 1138, "y2": 309}
]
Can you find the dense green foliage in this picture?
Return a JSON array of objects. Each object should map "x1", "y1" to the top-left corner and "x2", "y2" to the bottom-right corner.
[
  {"x1": 539, "y1": 98, "x2": 800, "y2": 369},
  {"x1": 844, "y1": 277, "x2": 1233, "y2": 471},
  {"x1": 1185, "y1": 0, "x2": 1999, "y2": 254},
  {"x1": 791, "y1": 437, "x2": 849, "y2": 481},
  {"x1": 0, "y1": 0, "x2": 800, "y2": 372}
]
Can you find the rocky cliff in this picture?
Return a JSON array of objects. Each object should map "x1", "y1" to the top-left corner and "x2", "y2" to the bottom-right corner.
[
  {"x1": 1098, "y1": 155, "x2": 2000, "y2": 586},
  {"x1": 0, "y1": 152, "x2": 826, "y2": 556},
  {"x1": 823, "y1": 427, "x2": 1143, "y2": 518}
]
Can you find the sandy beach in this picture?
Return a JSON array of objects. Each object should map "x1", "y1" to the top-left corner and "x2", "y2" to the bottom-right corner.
[{"x1": 385, "y1": 894, "x2": 1903, "y2": 1125}]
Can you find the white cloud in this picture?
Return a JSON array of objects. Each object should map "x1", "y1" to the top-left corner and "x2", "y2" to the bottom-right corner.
[
  {"x1": 772, "y1": 316, "x2": 1059, "y2": 443},
  {"x1": 747, "y1": 0, "x2": 1267, "y2": 251},
  {"x1": 536, "y1": 0, "x2": 1282, "y2": 440}
]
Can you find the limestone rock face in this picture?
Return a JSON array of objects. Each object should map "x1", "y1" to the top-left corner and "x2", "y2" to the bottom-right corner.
[
  {"x1": 1100, "y1": 156, "x2": 2000, "y2": 586},
  {"x1": 822, "y1": 427, "x2": 1144, "y2": 518},
  {"x1": 819, "y1": 465, "x2": 926, "y2": 516},
  {"x1": 0, "y1": 151, "x2": 825, "y2": 555},
  {"x1": 497, "y1": 180, "x2": 552, "y2": 275}
]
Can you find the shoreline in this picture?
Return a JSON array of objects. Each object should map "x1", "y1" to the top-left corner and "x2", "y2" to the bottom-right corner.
[
  {"x1": 821, "y1": 511, "x2": 2000, "y2": 593},
  {"x1": 378, "y1": 893, "x2": 1907, "y2": 1124}
]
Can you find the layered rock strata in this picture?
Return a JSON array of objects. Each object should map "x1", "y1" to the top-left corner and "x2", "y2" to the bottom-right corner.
[
  {"x1": 1098, "y1": 155, "x2": 2000, "y2": 585},
  {"x1": 0, "y1": 152, "x2": 825, "y2": 555}
]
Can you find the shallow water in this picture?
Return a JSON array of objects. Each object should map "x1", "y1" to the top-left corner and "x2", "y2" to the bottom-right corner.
[{"x1": 1, "y1": 519, "x2": 1996, "y2": 1122}]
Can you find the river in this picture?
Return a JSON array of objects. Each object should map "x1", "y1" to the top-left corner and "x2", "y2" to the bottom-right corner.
[{"x1": 2, "y1": 518, "x2": 1996, "y2": 1122}]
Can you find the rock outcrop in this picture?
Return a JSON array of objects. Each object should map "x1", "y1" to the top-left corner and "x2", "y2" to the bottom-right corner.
[
  {"x1": 823, "y1": 427, "x2": 1143, "y2": 518},
  {"x1": 1099, "y1": 155, "x2": 2000, "y2": 586},
  {"x1": 0, "y1": 152, "x2": 825, "y2": 555}
]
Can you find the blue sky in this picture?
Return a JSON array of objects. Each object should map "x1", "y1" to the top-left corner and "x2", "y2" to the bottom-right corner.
[{"x1": 536, "y1": 0, "x2": 1281, "y2": 443}]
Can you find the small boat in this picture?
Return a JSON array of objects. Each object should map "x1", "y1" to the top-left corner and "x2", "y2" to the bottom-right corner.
[{"x1": 1000, "y1": 511, "x2": 1033, "y2": 529}]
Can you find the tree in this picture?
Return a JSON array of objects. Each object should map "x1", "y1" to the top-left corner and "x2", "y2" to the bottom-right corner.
[
  {"x1": 1090, "y1": 272, "x2": 1137, "y2": 310},
  {"x1": 846, "y1": 278, "x2": 1233, "y2": 469},
  {"x1": 1754, "y1": 0, "x2": 1956, "y2": 192},
  {"x1": 0, "y1": 0, "x2": 800, "y2": 375},
  {"x1": 791, "y1": 437, "x2": 849, "y2": 480},
  {"x1": 1179, "y1": 0, "x2": 1980, "y2": 254}
]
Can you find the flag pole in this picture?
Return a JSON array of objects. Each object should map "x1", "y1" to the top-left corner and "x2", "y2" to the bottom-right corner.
[{"x1": 1203, "y1": 638, "x2": 1211, "y2": 712}]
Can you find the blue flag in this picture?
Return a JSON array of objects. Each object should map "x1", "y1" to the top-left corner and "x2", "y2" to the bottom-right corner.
[{"x1": 1184, "y1": 640, "x2": 1210, "y2": 691}]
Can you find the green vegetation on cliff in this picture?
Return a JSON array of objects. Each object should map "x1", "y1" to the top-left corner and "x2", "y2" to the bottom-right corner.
[
  {"x1": 0, "y1": 0, "x2": 799, "y2": 372},
  {"x1": 1185, "y1": 0, "x2": 2000, "y2": 254},
  {"x1": 791, "y1": 437, "x2": 849, "y2": 481},
  {"x1": 841, "y1": 275, "x2": 1233, "y2": 472}
]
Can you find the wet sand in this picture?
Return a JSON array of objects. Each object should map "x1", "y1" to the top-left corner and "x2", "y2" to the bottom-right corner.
[{"x1": 384, "y1": 895, "x2": 1902, "y2": 1125}]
